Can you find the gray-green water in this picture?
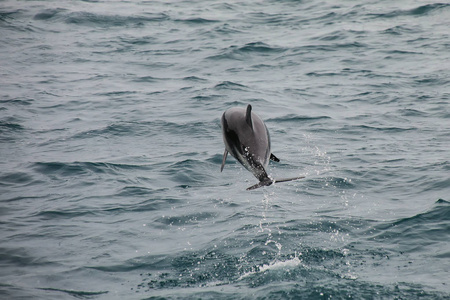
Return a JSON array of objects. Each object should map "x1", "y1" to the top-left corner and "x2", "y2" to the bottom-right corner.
[{"x1": 1, "y1": 0, "x2": 449, "y2": 299}]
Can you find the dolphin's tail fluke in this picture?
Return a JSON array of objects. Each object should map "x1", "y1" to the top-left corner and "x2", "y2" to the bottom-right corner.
[
  {"x1": 246, "y1": 176, "x2": 305, "y2": 190},
  {"x1": 273, "y1": 176, "x2": 305, "y2": 184},
  {"x1": 247, "y1": 179, "x2": 273, "y2": 190}
]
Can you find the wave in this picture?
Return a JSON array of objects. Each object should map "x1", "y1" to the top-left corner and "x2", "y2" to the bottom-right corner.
[
  {"x1": 32, "y1": 208, "x2": 96, "y2": 220},
  {"x1": 128, "y1": 236, "x2": 449, "y2": 299},
  {"x1": 339, "y1": 124, "x2": 417, "y2": 133},
  {"x1": 0, "y1": 97, "x2": 33, "y2": 106},
  {"x1": 31, "y1": 161, "x2": 149, "y2": 178},
  {"x1": 155, "y1": 211, "x2": 218, "y2": 227},
  {"x1": 0, "y1": 120, "x2": 24, "y2": 132},
  {"x1": 70, "y1": 123, "x2": 148, "y2": 139},
  {"x1": 174, "y1": 17, "x2": 219, "y2": 25},
  {"x1": 368, "y1": 3, "x2": 450, "y2": 18},
  {"x1": 183, "y1": 76, "x2": 209, "y2": 83},
  {"x1": 266, "y1": 114, "x2": 331, "y2": 123},
  {"x1": 382, "y1": 25, "x2": 421, "y2": 35},
  {"x1": 207, "y1": 42, "x2": 286, "y2": 61},
  {"x1": 1, "y1": 9, "x2": 40, "y2": 33},
  {"x1": 37, "y1": 288, "x2": 108, "y2": 298},
  {"x1": 368, "y1": 199, "x2": 450, "y2": 254},
  {"x1": 0, "y1": 171, "x2": 34, "y2": 188},
  {"x1": 310, "y1": 29, "x2": 367, "y2": 42},
  {"x1": 33, "y1": 9, "x2": 169, "y2": 27},
  {"x1": 285, "y1": 41, "x2": 368, "y2": 56},
  {"x1": 214, "y1": 81, "x2": 248, "y2": 90},
  {"x1": 71, "y1": 119, "x2": 216, "y2": 140},
  {"x1": 32, "y1": 8, "x2": 66, "y2": 21},
  {"x1": 236, "y1": 42, "x2": 285, "y2": 54},
  {"x1": 161, "y1": 159, "x2": 216, "y2": 187},
  {"x1": 33, "y1": 194, "x2": 181, "y2": 221}
]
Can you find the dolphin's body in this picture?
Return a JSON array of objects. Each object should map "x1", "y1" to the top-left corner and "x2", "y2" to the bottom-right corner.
[{"x1": 221, "y1": 104, "x2": 304, "y2": 190}]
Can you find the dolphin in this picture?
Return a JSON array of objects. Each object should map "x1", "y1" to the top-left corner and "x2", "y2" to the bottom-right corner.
[{"x1": 221, "y1": 104, "x2": 304, "y2": 190}]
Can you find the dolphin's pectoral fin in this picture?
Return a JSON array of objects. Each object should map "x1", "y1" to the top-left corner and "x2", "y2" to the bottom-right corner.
[
  {"x1": 270, "y1": 153, "x2": 280, "y2": 162},
  {"x1": 220, "y1": 150, "x2": 228, "y2": 172},
  {"x1": 247, "y1": 178, "x2": 273, "y2": 190}
]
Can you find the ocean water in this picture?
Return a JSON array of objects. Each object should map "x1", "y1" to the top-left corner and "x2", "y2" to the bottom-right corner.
[{"x1": 1, "y1": 0, "x2": 449, "y2": 299}]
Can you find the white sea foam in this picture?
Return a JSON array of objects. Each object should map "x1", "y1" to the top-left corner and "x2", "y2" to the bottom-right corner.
[{"x1": 239, "y1": 256, "x2": 302, "y2": 280}]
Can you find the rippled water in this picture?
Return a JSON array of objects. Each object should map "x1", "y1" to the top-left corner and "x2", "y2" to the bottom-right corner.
[{"x1": 1, "y1": 0, "x2": 449, "y2": 299}]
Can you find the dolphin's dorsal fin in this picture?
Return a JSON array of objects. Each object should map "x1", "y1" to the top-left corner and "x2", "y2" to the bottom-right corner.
[{"x1": 245, "y1": 104, "x2": 253, "y2": 130}]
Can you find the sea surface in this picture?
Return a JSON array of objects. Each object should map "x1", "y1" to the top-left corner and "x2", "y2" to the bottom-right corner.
[{"x1": 1, "y1": 0, "x2": 449, "y2": 299}]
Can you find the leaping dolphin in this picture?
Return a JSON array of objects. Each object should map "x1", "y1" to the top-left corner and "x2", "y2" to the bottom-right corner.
[{"x1": 221, "y1": 104, "x2": 304, "y2": 190}]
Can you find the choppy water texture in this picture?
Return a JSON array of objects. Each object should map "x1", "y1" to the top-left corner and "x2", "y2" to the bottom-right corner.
[{"x1": 1, "y1": 0, "x2": 450, "y2": 299}]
